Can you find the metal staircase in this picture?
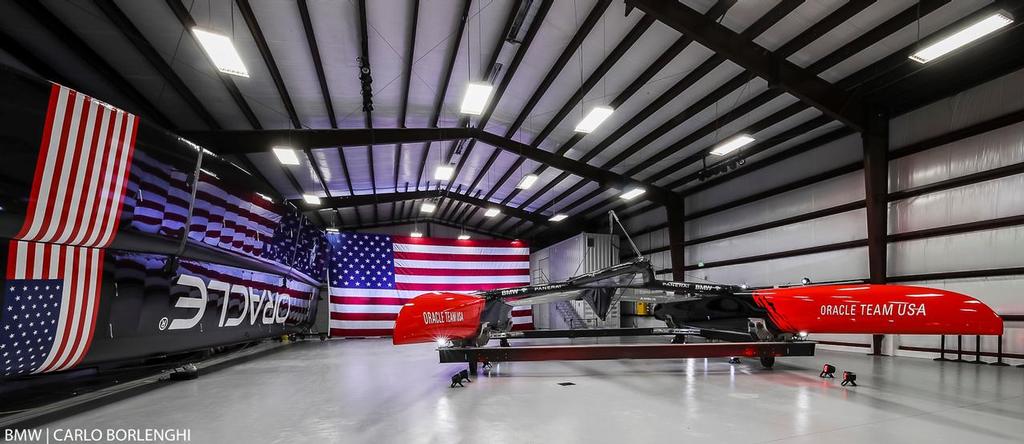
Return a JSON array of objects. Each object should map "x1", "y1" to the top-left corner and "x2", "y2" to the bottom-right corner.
[{"x1": 554, "y1": 300, "x2": 589, "y2": 329}]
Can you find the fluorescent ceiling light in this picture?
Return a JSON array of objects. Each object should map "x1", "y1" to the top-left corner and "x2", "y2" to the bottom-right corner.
[
  {"x1": 549, "y1": 214, "x2": 568, "y2": 222},
  {"x1": 410, "y1": 231, "x2": 424, "y2": 238},
  {"x1": 420, "y1": 202, "x2": 436, "y2": 213},
  {"x1": 302, "y1": 194, "x2": 321, "y2": 205},
  {"x1": 710, "y1": 134, "x2": 755, "y2": 156},
  {"x1": 325, "y1": 228, "x2": 340, "y2": 233},
  {"x1": 483, "y1": 208, "x2": 501, "y2": 217},
  {"x1": 620, "y1": 187, "x2": 646, "y2": 200},
  {"x1": 460, "y1": 82, "x2": 493, "y2": 115},
  {"x1": 910, "y1": 12, "x2": 1013, "y2": 63},
  {"x1": 457, "y1": 234, "x2": 471, "y2": 240},
  {"x1": 192, "y1": 28, "x2": 249, "y2": 77},
  {"x1": 516, "y1": 174, "x2": 539, "y2": 190},
  {"x1": 574, "y1": 106, "x2": 614, "y2": 133},
  {"x1": 272, "y1": 147, "x2": 300, "y2": 165},
  {"x1": 255, "y1": 192, "x2": 274, "y2": 203},
  {"x1": 434, "y1": 165, "x2": 455, "y2": 181}
]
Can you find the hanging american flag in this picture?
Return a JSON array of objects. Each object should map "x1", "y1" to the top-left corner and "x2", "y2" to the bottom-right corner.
[
  {"x1": 1, "y1": 84, "x2": 137, "y2": 376},
  {"x1": 327, "y1": 233, "x2": 533, "y2": 337}
]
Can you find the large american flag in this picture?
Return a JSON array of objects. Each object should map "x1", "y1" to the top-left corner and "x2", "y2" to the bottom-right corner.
[
  {"x1": 327, "y1": 232, "x2": 533, "y2": 337},
  {"x1": 2, "y1": 84, "x2": 137, "y2": 376}
]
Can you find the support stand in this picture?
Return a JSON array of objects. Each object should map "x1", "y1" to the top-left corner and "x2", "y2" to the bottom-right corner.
[
  {"x1": 933, "y1": 335, "x2": 950, "y2": 361},
  {"x1": 953, "y1": 335, "x2": 968, "y2": 362},
  {"x1": 970, "y1": 335, "x2": 988, "y2": 364},
  {"x1": 990, "y1": 335, "x2": 1009, "y2": 366}
]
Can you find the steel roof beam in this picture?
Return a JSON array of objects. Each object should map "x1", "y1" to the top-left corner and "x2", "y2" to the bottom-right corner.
[
  {"x1": 625, "y1": 0, "x2": 865, "y2": 130},
  {"x1": 298, "y1": 190, "x2": 552, "y2": 227}
]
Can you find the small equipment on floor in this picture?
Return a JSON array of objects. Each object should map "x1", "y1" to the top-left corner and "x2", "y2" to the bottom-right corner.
[
  {"x1": 820, "y1": 363, "x2": 836, "y2": 378},
  {"x1": 450, "y1": 370, "x2": 471, "y2": 388},
  {"x1": 841, "y1": 371, "x2": 857, "y2": 386}
]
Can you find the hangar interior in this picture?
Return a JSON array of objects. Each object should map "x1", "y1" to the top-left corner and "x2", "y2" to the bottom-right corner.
[{"x1": 1, "y1": 0, "x2": 1023, "y2": 443}]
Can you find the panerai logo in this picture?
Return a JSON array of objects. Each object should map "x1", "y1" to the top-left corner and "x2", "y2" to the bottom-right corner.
[{"x1": 164, "y1": 274, "x2": 292, "y2": 331}]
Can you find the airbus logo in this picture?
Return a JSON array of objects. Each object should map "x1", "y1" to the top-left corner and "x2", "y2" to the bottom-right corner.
[{"x1": 163, "y1": 274, "x2": 295, "y2": 331}]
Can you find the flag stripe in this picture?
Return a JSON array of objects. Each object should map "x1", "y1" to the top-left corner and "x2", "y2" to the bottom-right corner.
[
  {"x1": 390, "y1": 237, "x2": 529, "y2": 248},
  {"x1": 393, "y1": 274, "x2": 530, "y2": 284},
  {"x1": 393, "y1": 267, "x2": 528, "y2": 276},
  {"x1": 392, "y1": 244, "x2": 530, "y2": 255},
  {"x1": 393, "y1": 259, "x2": 530, "y2": 270},
  {"x1": 393, "y1": 251, "x2": 530, "y2": 262}
]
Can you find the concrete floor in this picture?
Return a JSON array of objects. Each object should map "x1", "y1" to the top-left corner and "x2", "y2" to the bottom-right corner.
[{"x1": 39, "y1": 338, "x2": 1024, "y2": 444}]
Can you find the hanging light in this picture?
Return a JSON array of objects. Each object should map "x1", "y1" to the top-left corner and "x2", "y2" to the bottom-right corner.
[
  {"x1": 434, "y1": 165, "x2": 455, "y2": 181},
  {"x1": 302, "y1": 194, "x2": 321, "y2": 205},
  {"x1": 410, "y1": 231, "x2": 424, "y2": 238},
  {"x1": 574, "y1": 106, "x2": 614, "y2": 133},
  {"x1": 711, "y1": 134, "x2": 755, "y2": 156},
  {"x1": 460, "y1": 82, "x2": 493, "y2": 115},
  {"x1": 483, "y1": 208, "x2": 500, "y2": 217},
  {"x1": 192, "y1": 28, "x2": 249, "y2": 77},
  {"x1": 910, "y1": 12, "x2": 1014, "y2": 63},
  {"x1": 272, "y1": 147, "x2": 300, "y2": 165},
  {"x1": 420, "y1": 202, "x2": 437, "y2": 213},
  {"x1": 619, "y1": 187, "x2": 646, "y2": 200},
  {"x1": 516, "y1": 174, "x2": 539, "y2": 190},
  {"x1": 457, "y1": 234, "x2": 471, "y2": 240},
  {"x1": 549, "y1": 214, "x2": 568, "y2": 222}
]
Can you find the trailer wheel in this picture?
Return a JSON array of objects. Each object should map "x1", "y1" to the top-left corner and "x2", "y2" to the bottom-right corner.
[{"x1": 760, "y1": 356, "x2": 775, "y2": 369}]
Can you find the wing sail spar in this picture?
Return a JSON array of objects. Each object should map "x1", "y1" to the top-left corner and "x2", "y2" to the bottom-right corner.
[{"x1": 480, "y1": 258, "x2": 740, "y2": 318}]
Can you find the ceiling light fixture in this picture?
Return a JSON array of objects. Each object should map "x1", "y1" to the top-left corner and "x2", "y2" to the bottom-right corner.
[
  {"x1": 434, "y1": 165, "x2": 455, "y2": 181},
  {"x1": 483, "y1": 208, "x2": 500, "y2": 217},
  {"x1": 574, "y1": 106, "x2": 614, "y2": 133},
  {"x1": 457, "y1": 234, "x2": 471, "y2": 240},
  {"x1": 410, "y1": 231, "x2": 424, "y2": 238},
  {"x1": 192, "y1": 28, "x2": 249, "y2": 77},
  {"x1": 302, "y1": 194, "x2": 321, "y2": 205},
  {"x1": 620, "y1": 187, "x2": 646, "y2": 200},
  {"x1": 460, "y1": 82, "x2": 493, "y2": 115},
  {"x1": 910, "y1": 12, "x2": 1013, "y2": 63},
  {"x1": 710, "y1": 134, "x2": 755, "y2": 156},
  {"x1": 549, "y1": 214, "x2": 568, "y2": 222},
  {"x1": 420, "y1": 202, "x2": 437, "y2": 213},
  {"x1": 516, "y1": 174, "x2": 539, "y2": 190},
  {"x1": 272, "y1": 147, "x2": 300, "y2": 165}
]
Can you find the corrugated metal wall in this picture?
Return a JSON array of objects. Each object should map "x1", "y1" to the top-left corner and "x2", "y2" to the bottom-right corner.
[
  {"x1": 621, "y1": 66, "x2": 1024, "y2": 361},
  {"x1": 530, "y1": 233, "x2": 621, "y2": 329}
]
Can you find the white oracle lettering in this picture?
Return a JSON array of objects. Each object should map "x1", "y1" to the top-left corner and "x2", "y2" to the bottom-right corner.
[
  {"x1": 258, "y1": 288, "x2": 277, "y2": 325},
  {"x1": 227, "y1": 284, "x2": 251, "y2": 327},
  {"x1": 275, "y1": 293, "x2": 292, "y2": 324},
  {"x1": 168, "y1": 274, "x2": 207, "y2": 330},
  {"x1": 422, "y1": 311, "x2": 465, "y2": 324},
  {"x1": 819, "y1": 304, "x2": 856, "y2": 316},
  {"x1": 170, "y1": 273, "x2": 296, "y2": 330},
  {"x1": 212, "y1": 279, "x2": 233, "y2": 327}
]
